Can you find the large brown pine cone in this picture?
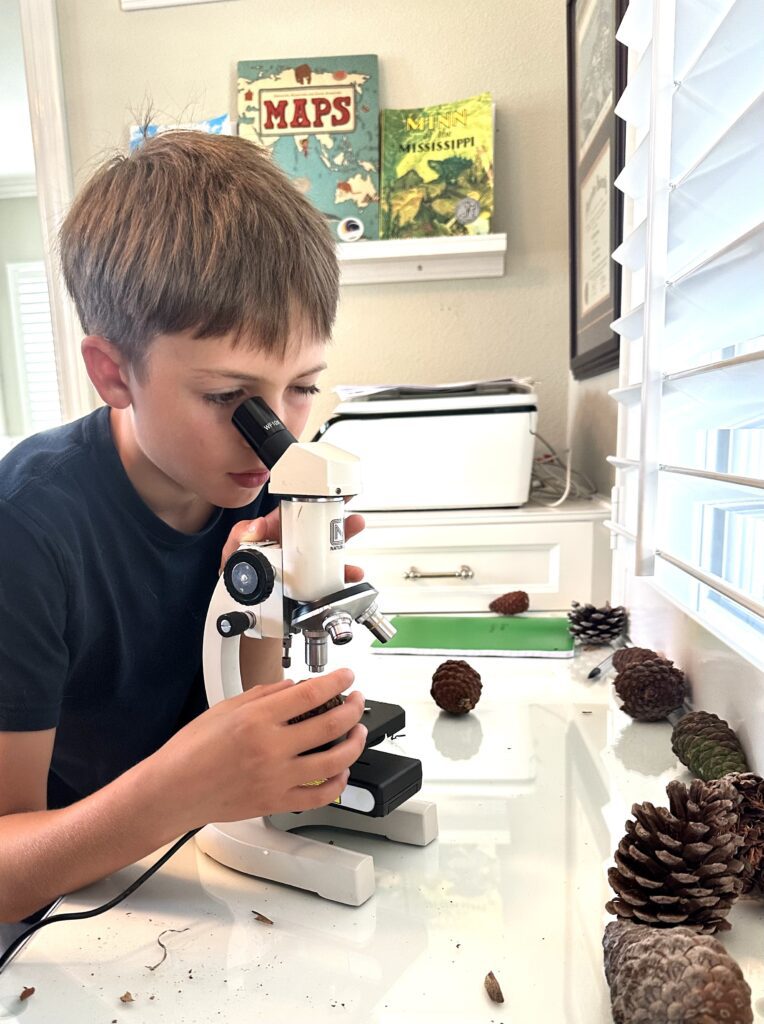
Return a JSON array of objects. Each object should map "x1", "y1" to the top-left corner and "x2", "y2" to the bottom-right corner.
[
  {"x1": 672, "y1": 711, "x2": 750, "y2": 780},
  {"x1": 725, "y1": 772, "x2": 764, "y2": 898},
  {"x1": 431, "y1": 660, "x2": 482, "y2": 714},
  {"x1": 489, "y1": 590, "x2": 530, "y2": 615},
  {"x1": 603, "y1": 920, "x2": 753, "y2": 1024},
  {"x1": 612, "y1": 647, "x2": 665, "y2": 673},
  {"x1": 606, "y1": 777, "x2": 744, "y2": 933},
  {"x1": 614, "y1": 659, "x2": 686, "y2": 721}
]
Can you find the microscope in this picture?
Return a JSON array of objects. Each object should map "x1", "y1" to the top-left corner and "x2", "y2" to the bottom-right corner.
[{"x1": 198, "y1": 397, "x2": 438, "y2": 905}]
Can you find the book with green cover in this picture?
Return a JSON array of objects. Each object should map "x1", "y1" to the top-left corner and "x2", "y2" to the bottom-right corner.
[
  {"x1": 379, "y1": 92, "x2": 494, "y2": 239},
  {"x1": 372, "y1": 616, "x2": 574, "y2": 658},
  {"x1": 238, "y1": 54, "x2": 379, "y2": 240}
]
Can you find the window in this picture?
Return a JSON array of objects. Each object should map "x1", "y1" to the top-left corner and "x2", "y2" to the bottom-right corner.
[
  {"x1": 6, "y1": 261, "x2": 63, "y2": 435},
  {"x1": 609, "y1": 0, "x2": 764, "y2": 666}
]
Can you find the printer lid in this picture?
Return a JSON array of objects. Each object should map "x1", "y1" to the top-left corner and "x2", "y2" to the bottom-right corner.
[
  {"x1": 334, "y1": 377, "x2": 534, "y2": 403},
  {"x1": 329, "y1": 378, "x2": 537, "y2": 419}
]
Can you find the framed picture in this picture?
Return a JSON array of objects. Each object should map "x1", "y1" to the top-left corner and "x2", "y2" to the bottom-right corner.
[{"x1": 566, "y1": 0, "x2": 627, "y2": 379}]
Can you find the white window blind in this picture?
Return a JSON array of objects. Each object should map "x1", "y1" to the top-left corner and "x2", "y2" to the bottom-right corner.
[
  {"x1": 6, "y1": 262, "x2": 63, "y2": 434},
  {"x1": 609, "y1": 0, "x2": 764, "y2": 664}
]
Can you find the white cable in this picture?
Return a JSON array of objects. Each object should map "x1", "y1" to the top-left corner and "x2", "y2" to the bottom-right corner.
[{"x1": 530, "y1": 430, "x2": 597, "y2": 505}]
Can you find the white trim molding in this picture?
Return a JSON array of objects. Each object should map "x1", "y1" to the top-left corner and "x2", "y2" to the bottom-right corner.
[
  {"x1": 0, "y1": 175, "x2": 37, "y2": 199},
  {"x1": 120, "y1": 0, "x2": 235, "y2": 9},
  {"x1": 18, "y1": 0, "x2": 96, "y2": 422}
]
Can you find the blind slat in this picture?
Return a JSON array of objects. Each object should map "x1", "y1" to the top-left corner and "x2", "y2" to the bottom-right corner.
[
  {"x1": 612, "y1": 216, "x2": 647, "y2": 271},
  {"x1": 615, "y1": 42, "x2": 652, "y2": 133},
  {"x1": 615, "y1": 0, "x2": 653, "y2": 55},
  {"x1": 610, "y1": 302, "x2": 644, "y2": 340}
]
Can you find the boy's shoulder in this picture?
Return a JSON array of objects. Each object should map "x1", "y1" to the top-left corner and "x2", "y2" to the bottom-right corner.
[{"x1": 0, "y1": 409, "x2": 107, "y2": 528}]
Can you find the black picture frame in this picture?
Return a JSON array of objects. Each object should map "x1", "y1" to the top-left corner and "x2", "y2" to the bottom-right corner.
[{"x1": 566, "y1": 0, "x2": 627, "y2": 380}]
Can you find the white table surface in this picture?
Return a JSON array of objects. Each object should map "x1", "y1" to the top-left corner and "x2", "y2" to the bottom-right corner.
[{"x1": 1, "y1": 637, "x2": 762, "y2": 1023}]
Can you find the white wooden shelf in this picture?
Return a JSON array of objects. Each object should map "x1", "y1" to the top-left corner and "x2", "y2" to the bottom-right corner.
[{"x1": 337, "y1": 232, "x2": 507, "y2": 285}]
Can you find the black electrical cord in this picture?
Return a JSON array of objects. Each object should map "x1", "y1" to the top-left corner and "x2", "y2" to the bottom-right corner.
[{"x1": 0, "y1": 827, "x2": 201, "y2": 973}]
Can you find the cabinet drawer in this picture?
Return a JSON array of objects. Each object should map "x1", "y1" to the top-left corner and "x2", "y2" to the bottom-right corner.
[{"x1": 349, "y1": 519, "x2": 596, "y2": 613}]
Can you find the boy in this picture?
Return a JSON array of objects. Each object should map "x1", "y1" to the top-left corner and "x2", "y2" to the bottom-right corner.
[{"x1": 0, "y1": 131, "x2": 367, "y2": 925}]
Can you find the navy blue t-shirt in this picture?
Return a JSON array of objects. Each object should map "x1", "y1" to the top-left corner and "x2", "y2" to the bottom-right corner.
[{"x1": 0, "y1": 407, "x2": 276, "y2": 808}]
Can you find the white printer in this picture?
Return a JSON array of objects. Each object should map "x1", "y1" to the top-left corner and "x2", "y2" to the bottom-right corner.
[{"x1": 316, "y1": 378, "x2": 538, "y2": 512}]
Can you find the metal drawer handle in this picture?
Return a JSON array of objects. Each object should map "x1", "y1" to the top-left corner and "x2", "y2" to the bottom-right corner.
[{"x1": 403, "y1": 565, "x2": 474, "y2": 581}]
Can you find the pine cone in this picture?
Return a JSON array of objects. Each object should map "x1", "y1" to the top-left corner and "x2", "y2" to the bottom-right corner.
[
  {"x1": 567, "y1": 601, "x2": 627, "y2": 644},
  {"x1": 603, "y1": 921, "x2": 753, "y2": 1024},
  {"x1": 672, "y1": 711, "x2": 750, "y2": 780},
  {"x1": 725, "y1": 773, "x2": 764, "y2": 898},
  {"x1": 431, "y1": 660, "x2": 482, "y2": 714},
  {"x1": 489, "y1": 590, "x2": 529, "y2": 615},
  {"x1": 612, "y1": 646, "x2": 665, "y2": 673},
  {"x1": 614, "y1": 659, "x2": 686, "y2": 721},
  {"x1": 606, "y1": 777, "x2": 744, "y2": 933},
  {"x1": 288, "y1": 694, "x2": 343, "y2": 725}
]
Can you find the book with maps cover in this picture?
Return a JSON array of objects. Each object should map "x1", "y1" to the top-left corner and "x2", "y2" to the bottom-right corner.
[
  {"x1": 238, "y1": 54, "x2": 379, "y2": 240},
  {"x1": 379, "y1": 92, "x2": 494, "y2": 239}
]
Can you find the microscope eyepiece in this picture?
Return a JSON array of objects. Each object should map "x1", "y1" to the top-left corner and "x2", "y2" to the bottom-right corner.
[{"x1": 233, "y1": 396, "x2": 297, "y2": 469}]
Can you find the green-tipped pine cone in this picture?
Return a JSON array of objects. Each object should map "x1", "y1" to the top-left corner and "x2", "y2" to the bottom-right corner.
[
  {"x1": 725, "y1": 772, "x2": 764, "y2": 898},
  {"x1": 603, "y1": 921, "x2": 753, "y2": 1024},
  {"x1": 672, "y1": 711, "x2": 750, "y2": 780},
  {"x1": 606, "y1": 777, "x2": 744, "y2": 934},
  {"x1": 567, "y1": 601, "x2": 627, "y2": 644},
  {"x1": 614, "y1": 659, "x2": 686, "y2": 721}
]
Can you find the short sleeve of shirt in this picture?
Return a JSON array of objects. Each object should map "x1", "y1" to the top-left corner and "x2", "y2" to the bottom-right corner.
[{"x1": 0, "y1": 500, "x2": 69, "y2": 731}]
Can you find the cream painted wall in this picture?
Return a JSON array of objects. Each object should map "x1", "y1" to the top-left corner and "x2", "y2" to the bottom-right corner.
[
  {"x1": 55, "y1": 0, "x2": 573, "y2": 451},
  {"x1": 568, "y1": 369, "x2": 618, "y2": 496}
]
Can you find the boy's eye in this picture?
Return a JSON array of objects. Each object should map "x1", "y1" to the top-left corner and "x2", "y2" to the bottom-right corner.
[
  {"x1": 203, "y1": 389, "x2": 245, "y2": 406},
  {"x1": 290, "y1": 384, "x2": 321, "y2": 398}
]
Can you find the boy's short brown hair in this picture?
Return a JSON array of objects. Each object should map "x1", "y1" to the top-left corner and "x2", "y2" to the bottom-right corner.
[{"x1": 59, "y1": 131, "x2": 339, "y2": 374}]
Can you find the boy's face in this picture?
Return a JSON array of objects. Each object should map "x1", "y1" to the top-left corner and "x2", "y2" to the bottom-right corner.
[{"x1": 125, "y1": 328, "x2": 327, "y2": 510}]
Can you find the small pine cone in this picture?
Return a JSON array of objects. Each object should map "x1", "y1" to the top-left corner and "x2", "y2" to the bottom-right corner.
[
  {"x1": 603, "y1": 921, "x2": 753, "y2": 1024},
  {"x1": 288, "y1": 694, "x2": 343, "y2": 725},
  {"x1": 489, "y1": 590, "x2": 529, "y2": 615},
  {"x1": 614, "y1": 659, "x2": 686, "y2": 721},
  {"x1": 725, "y1": 772, "x2": 764, "y2": 898},
  {"x1": 672, "y1": 710, "x2": 750, "y2": 780},
  {"x1": 606, "y1": 777, "x2": 744, "y2": 934},
  {"x1": 567, "y1": 601, "x2": 627, "y2": 645},
  {"x1": 612, "y1": 646, "x2": 666, "y2": 673},
  {"x1": 431, "y1": 660, "x2": 482, "y2": 715}
]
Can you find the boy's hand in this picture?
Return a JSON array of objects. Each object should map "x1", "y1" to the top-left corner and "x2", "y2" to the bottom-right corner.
[
  {"x1": 221, "y1": 507, "x2": 366, "y2": 582},
  {"x1": 154, "y1": 668, "x2": 368, "y2": 826}
]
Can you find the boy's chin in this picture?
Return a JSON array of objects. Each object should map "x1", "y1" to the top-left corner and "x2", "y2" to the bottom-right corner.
[{"x1": 217, "y1": 482, "x2": 265, "y2": 509}]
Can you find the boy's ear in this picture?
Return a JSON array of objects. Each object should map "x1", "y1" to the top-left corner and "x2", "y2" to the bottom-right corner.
[{"x1": 81, "y1": 336, "x2": 133, "y2": 408}]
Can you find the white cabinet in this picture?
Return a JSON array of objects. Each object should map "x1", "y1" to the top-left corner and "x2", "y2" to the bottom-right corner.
[{"x1": 348, "y1": 498, "x2": 611, "y2": 613}]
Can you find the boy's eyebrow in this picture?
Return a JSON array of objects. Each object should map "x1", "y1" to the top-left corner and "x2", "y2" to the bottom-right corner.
[{"x1": 194, "y1": 363, "x2": 327, "y2": 382}]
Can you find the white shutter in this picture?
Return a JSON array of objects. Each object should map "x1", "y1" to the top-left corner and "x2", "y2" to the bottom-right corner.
[
  {"x1": 610, "y1": 0, "x2": 764, "y2": 663},
  {"x1": 6, "y1": 262, "x2": 63, "y2": 434}
]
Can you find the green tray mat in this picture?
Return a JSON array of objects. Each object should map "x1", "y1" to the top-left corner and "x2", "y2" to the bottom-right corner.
[{"x1": 372, "y1": 615, "x2": 574, "y2": 657}]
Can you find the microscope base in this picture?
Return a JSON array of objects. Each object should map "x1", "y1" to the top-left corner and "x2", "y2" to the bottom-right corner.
[{"x1": 196, "y1": 798, "x2": 438, "y2": 907}]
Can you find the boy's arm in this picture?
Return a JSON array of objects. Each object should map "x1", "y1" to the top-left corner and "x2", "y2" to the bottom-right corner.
[{"x1": 0, "y1": 670, "x2": 366, "y2": 924}]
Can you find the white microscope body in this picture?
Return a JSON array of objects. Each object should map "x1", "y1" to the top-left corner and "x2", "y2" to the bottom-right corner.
[{"x1": 198, "y1": 398, "x2": 438, "y2": 906}]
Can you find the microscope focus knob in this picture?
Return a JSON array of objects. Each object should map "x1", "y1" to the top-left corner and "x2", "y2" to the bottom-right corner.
[{"x1": 223, "y1": 549, "x2": 275, "y2": 606}]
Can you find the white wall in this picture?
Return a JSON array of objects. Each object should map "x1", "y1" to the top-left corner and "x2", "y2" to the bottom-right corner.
[
  {"x1": 55, "y1": 0, "x2": 573, "y2": 449},
  {"x1": 568, "y1": 369, "x2": 617, "y2": 497},
  {"x1": 0, "y1": 0, "x2": 35, "y2": 182}
]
